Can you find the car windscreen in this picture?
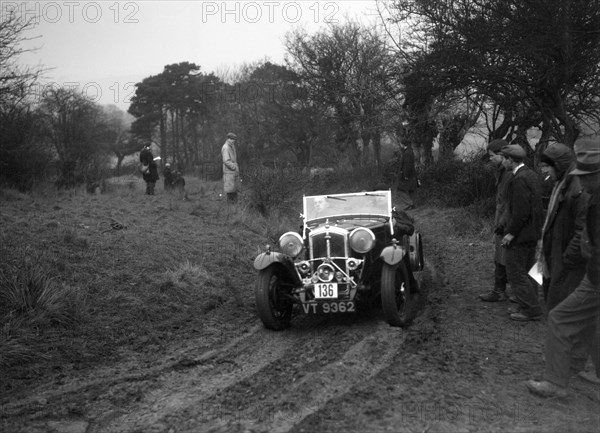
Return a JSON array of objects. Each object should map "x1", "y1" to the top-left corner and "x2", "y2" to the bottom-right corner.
[{"x1": 303, "y1": 191, "x2": 390, "y2": 221}]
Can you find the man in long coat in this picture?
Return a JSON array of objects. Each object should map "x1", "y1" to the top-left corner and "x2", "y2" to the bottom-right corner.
[
  {"x1": 397, "y1": 142, "x2": 418, "y2": 210},
  {"x1": 500, "y1": 144, "x2": 544, "y2": 321},
  {"x1": 140, "y1": 144, "x2": 159, "y2": 195},
  {"x1": 221, "y1": 132, "x2": 240, "y2": 203},
  {"x1": 539, "y1": 142, "x2": 589, "y2": 311},
  {"x1": 480, "y1": 139, "x2": 512, "y2": 302},
  {"x1": 527, "y1": 136, "x2": 600, "y2": 397}
]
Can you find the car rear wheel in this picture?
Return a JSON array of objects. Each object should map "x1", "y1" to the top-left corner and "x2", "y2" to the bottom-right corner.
[
  {"x1": 381, "y1": 262, "x2": 412, "y2": 327},
  {"x1": 255, "y1": 266, "x2": 293, "y2": 330}
]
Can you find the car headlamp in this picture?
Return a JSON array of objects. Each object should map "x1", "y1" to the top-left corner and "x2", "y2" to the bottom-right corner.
[
  {"x1": 279, "y1": 232, "x2": 304, "y2": 258},
  {"x1": 349, "y1": 228, "x2": 376, "y2": 254}
]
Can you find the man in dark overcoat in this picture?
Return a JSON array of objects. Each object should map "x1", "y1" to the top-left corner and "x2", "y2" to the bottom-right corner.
[
  {"x1": 538, "y1": 142, "x2": 589, "y2": 311},
  {"x1": 527, "y1": 136, "x2": 600, "y2": 397},
  {"x1": 480, "y1": 139, "x2": 513, "y2": 302},
  {"x1": 140, "y1": 144, "x2": 159, "y2": 195},
  {"x1": 397, "y1": 142, "x2": 418, "y2": 210},
  {"x1": 500, "y1": 144, "x2": 544, "y2": 321}
]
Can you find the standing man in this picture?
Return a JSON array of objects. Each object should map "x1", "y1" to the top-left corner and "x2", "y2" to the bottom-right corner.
[
  {"x1": 527, "y1": 137, "x2": 600, "y2": 397},
  {"x1": 140, "y1": 143, "x2": 159, "y2": 195},
  {"x1": 221, "y1": 132, "x2": 240, "y2": 203},
  {"x1": 500, "y1": 144, "x2": 544, "y2": 321},
  {"x1": 397, "y1": 142, "x2": 418, "y2": 210},
  {"x1": 480, "y1": 139, "x2": 512, "y2": 302},
  {"x1": 538, "y1": 142, "x2": 589, "y2": 311}
]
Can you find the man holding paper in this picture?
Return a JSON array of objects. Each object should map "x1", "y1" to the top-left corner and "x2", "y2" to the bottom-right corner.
[
  {"x1": 538, "y1": 143, "x2": 589, "y2": 311},
  {"x1": 527, "y1": 136, "x2": 600, "y2": 397}
]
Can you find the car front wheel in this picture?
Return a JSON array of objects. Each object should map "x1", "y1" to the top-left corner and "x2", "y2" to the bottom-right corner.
[
  {"x1": 381, "y1": 262, "x2": 412, "y2": 327},
  {"x1": 255, "y1": 266, "x2": 293, "y2": 330}
]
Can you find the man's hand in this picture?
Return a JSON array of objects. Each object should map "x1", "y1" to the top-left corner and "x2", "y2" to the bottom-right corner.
[{"x1": 501, "y1": 233, "x2": 515, "y2": 248}]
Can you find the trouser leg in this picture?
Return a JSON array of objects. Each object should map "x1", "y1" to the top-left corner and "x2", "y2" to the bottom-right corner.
[
  {"x1": 494, "y1": 261, "x2": 507, "y2": 291},
  {"x1": 544, "y1": 276, "x2": 600, "y2": 387},
  {"x1": 505, "y1": 245, "x2": 541, "y2": 316}
]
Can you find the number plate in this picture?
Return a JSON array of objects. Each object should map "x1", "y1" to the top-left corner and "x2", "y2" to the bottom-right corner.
[
  {"x1": 301, "y1": 301, "x2": 356, "y2": 314},
  {"x1": 314, "y1": 283, "x2": 338, "y2": 299}
]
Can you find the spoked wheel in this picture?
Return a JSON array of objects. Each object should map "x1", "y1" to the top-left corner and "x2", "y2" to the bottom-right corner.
[
  {"x1": 381, "y1": 262, "x2": 412, "y2": 327},
  {"x1": 255, "y1": 266, "x2": 293, "y2": 330}
]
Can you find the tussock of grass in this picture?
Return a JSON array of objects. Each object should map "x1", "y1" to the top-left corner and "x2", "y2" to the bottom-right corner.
[
  {"x1": 0, "y1": 264, "x2": 84, "y2": 327},
  {"x1": 0, "y1": 263, "x2": 86, "y2": 368},
  {"x1": 158, "y1": 260, "x2": 227, "y2": 310},
  {"x1": 62, "y1": 228, "x2": 90, "y2": 248},
  {"x1": 0, "y1": 325, "x2": 48, "y2": 368}
]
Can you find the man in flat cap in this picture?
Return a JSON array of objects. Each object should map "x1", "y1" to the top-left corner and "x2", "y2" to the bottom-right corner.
[
  {"x1": 480, "y1": 139, "x2": 513, "y2": 302},
  {"x1": 527, "y1": 137, "x2": 600, "y2": 397},
  {"x1": 500, "y1": 144, "x2": 544, "y2": 321},
  {"x1": 221, "y1": 132, "x2": 240, "y2": 203}
]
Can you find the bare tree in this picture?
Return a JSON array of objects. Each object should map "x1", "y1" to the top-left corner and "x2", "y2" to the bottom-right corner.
[
  {"x1": 0, "y1": 9, "x2": 49, "y2": 189},
  {"x1": 285, "y1": 21, "x2": 400, "y2": 167},
  {"x1": 0, "y1": 9, "x2": 43, "y2": 107},
  {"x1": 38, "y1": 87, "x2": 112, "y2": 187},
  {"x1": 385, "y1": 0, "x2": 600, "y2": 146}
]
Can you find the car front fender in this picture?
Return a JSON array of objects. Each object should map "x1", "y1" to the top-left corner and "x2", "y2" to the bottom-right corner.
[
  {"x1": 254, "y1": 251, "x2": 289, "y2": 270},
  {"x1": 380, "y1": 244, "x2": 406, "y2": 266},
  {"x1": 253, "y1": 252, "x2": 302, "y2": 285}
]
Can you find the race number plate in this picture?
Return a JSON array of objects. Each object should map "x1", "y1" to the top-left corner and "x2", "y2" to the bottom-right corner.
[
  {"x1": 314, "y1": 283, "x2": 338, "y2": 299},
  {"x1": 301, "y1": 301, "x2": 356, "y2": 315}
]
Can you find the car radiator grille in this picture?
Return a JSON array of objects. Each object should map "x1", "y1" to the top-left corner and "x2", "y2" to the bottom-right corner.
[{"x1": 310, "y1": 232, "x2": 346, "y2": 259}]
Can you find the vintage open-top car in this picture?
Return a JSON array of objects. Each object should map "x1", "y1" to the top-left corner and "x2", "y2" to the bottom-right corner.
[{"x1": 253, "y1": 190, "x2": 425, "y2": 330}]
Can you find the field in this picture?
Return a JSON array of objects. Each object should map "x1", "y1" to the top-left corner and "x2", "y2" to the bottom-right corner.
[{"x1": 0, "y1": 174, "x2": 598, "y2": 433}]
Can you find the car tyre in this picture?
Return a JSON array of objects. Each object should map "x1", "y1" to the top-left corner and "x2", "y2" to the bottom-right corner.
[
  {"x1": 381, "y1": 262, "x2": 412, "y2": 327},
  {"x1": 255, "y1": 266, "x2": 293, "y2": 330}
]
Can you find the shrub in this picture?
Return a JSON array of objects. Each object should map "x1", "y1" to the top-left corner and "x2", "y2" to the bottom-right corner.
[
  {"x1": 419, "y1": 152, "x2": 496, "y2": 208},
  {"x1": 243, "y1": 166, "x2": 308, "y2": 216},
  {"x1": 447, "y1": 202, "x2": 495, "y2": 238},
  {"x1": 0, "y1": 108, "x2": 52, "y2": 192}
]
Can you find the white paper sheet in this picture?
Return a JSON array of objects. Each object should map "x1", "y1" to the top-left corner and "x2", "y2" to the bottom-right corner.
[{"x1": 528, "y1": 263, "x2": 543, "y2": 285}]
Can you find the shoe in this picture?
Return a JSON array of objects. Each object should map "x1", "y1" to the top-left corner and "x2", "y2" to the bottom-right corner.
[
  {"x1": 526, "y1": 380, "x2": 567, "y2": 398},
  {"x1": 508, "y1": 295, "x2": 518, "y2": 303},
  {"x1": 507, "y1": 306, "x2": 520, "y2": 314},
  {"x1": 510, "y1": 312, "x2": 542, "y2": 321},
  {"x1": 578, "y1": 371, "x2": 600, "y2": 385},
  {"x1": 479, "y1": 290, "x2": 508, "y2": 302}
]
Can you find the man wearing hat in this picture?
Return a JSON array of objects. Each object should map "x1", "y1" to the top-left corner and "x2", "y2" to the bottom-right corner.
[
  {"x1": 538, "y1": 142, "x2": 589, "y2": 312},
  {"x1": 221, "y1": 132, "x2": 240, "y2": 203},
  {"x1": 139, "y1": 143, "x2": 159, "y2": 195},
  {"x1": 527, "y1": 137, "x2": 600, "y2": 397},
  {"x1": 479, "y1": 139, "x2": 513, "y2": 302},
  {"x1": 500, "y1": 144, "x2": 544, "y2": 321}
]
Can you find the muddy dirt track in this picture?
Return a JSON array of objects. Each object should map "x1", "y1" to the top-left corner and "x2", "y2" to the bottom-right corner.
[{"x1": 1, "y1": 207, "x2": 599, "y2": 433}]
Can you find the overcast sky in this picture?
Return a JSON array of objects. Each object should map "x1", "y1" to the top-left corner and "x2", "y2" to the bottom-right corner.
[{"x1": 8, "y1": 1, "x2": 380, "y2": 110}]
